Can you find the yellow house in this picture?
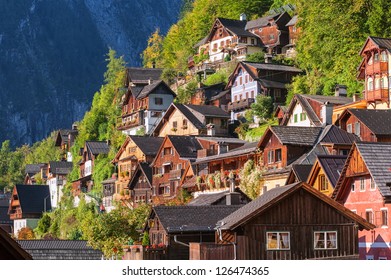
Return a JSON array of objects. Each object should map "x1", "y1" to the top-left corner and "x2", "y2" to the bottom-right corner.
[
  {"x1": 306, "y1": 155, "x2": 347, "y2": 196},
  {"x1": 332, "y1": 99, "x2": 367, "y2": 124}
]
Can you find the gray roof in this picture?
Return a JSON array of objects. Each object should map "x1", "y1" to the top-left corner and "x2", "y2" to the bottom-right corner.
[
  {"x1": 269, "y1": 126, "x2": 323, "y2": 146},
  {"x1": 245, "y1": 13, "x2": 284, "y2": 30},
  {"x1": 17, "y1": 240, "x2": 103, "y2": 260},
  {"x1": 258, "y1": 79, "x2": 287, "y2": 89},
  {"x1": 290, "y1": 164, "x2": 313, "y2": 182},
  {"x1": 318, "y1": 124, "x2": 359, "y2": 144},
  {"x1": 127, "y1": 67, "x2": 163, "y2": 84},
  {"x1": 187, "y1": 188, "x2": 251, "y2": 206},
  {"x1": 136, "y1": 80, "x2": 175, "y2": 99},
  {"x1": 300, "y1": 94, "x2": 352, "y2": 105},
  {"x1": 49, "y1": 161, "x2": 73, "y2": 175},
  {"x1": 355, "y1": 142, "x2": 391, "y2": 197},
  {"x1": 217, "y1": 18, "x2": 257, "y2": 38},
  {"x1": 368, "y1": 36, "x2": 391, "y2": 52},
  {"x1": 295, "y1": 94, "x2": 322, "y2": 126},
  {"x1": 55, "y1": 129, "x2": 78, "y2": 145},
  {"x1": 317, "y1": 155, "x2": 347, "y2": 188},
  {"x1": 286, "y1": 15, "x2": 298, "y2": 26},
  {"x1": 129, "y1": 162, "x2": 153, "y2": 188},
  {"x1": 217, "y1": 183, "x2": 298, "y2": 230},
  {"x1": 129, "y1": 136, "x2": 164, "y2": 156},
  {"x1": 15, "y1": 185, "x2": 52, "y2": 214},
  {"x1": 347, "y1": 109, "x2": 391, "y2": 136},
  {"x1": 25, "y1": 164, "x2": 46, "y2": 176},
  {"x1": 244, "y1": 61, "x2": 302, "y2": 73},
  {"x1": 152, "y1": 205, "x2": 242, "y2": 233},
  {"x1": 196, "y1": 136, "x2": 247, "y2": 145},
  {"x1": 85, "y1": 141, "x2": 110, "y2": 155},
  {"x1": 195, "y1": 142, "x2": 258, "y2": 164},
  {"x1": 168, "y1": 135, "x2": 203, "y2": 159},
  {"x1": 185, "y1": 104, "x2": 230, "y2": 118}
]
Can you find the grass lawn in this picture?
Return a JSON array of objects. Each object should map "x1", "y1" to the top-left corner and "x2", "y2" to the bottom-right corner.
[{"x1": 245, "y1": 119, "x2": 278, "y2": 142}]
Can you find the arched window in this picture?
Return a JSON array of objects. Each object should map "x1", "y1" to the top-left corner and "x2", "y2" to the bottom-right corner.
[
  {"x1": 374, "y1": 52, "x2": 379, "y2": 62},
  {"x1": 367, "y1": 77, "x2": 373, "y2": 91},
  {"x1": 381, "y1": 76, "x2": 388, "y2": 89}
]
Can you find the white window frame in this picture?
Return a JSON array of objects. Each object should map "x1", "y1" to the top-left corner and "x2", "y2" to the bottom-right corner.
[
  {"x1": 366, "y1": 209, "x2": 374, "y2": 224},
  {"x1": 266, "y1": 231, "x2": 290, "y2": 250},
  {"x1": 360, "y1": 177, "x2": 365, "y2": 192},
  {"x1": 313, "y1": 231, "x2": 338, "y2": 250}
]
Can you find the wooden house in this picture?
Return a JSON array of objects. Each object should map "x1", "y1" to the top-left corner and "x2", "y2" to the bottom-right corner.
[
  {"x1": 211, "y1": 182, "x2": 374, "y2": 260},
  {"x1": 283, "y1": 15, "x2": 299, "y2": 57},
  {"x1": 151, "y1": 104, "x2": 230, "y2": 138},
  {"x1": 335, "y1": 108, "x2": 391, "y2": 142},
  {"x1": 8, "y1": 184, "x2": 52, "y2": 236},
  {"x1": 127, "y1": 162, "x2": 153, "y2": 208},
  {"x1": 226, "y1": 61, "x2": 301, "y2": 120},
  {"x1": 144, "y1": 205, "x2": 241, "y2": 260},
  {"x1": 0, "y1": 227, "x2": 32, "y2": 260},
  {"x1": 111, "y1": 136, "x2": 163, "y2": 201},
  {"x1": 54, "y1": 125, "x2": 78, "y2": 162},
  {"x1": 0, "y1": 194, "x2": 12, "y2": 234},
  {"x1": 46, "y1": 161, "x2": 73, "y2": 208},
  {"x1": 332, "y1": 142, "x2": 391, "y2": 260},
  {"x1": 285, "y1": 164, "x2": 313, "y2": 185},
  {"x1": 332, "y1": 99, "x2": 367, "y2": 124},
  {"x1": 306, "y1": 155, "x2": 347, "y2": 196},
  {"x1": 101, "y1": 176, "x2": 116, "y2": 213},
  {"x1": 258, "y1": 126, "x2": 323, "y2": 192},
  {"x1": 357, "y1": 36, "x2": 391, "y2": 109},
  {"x1": 190, "y1": 83, "x2": 230, "y2": 111},
  {"x1": 117, "y1": 68, "x2": 175, "y2": 136},
  {"x1": 280, "y1": 93, "x2": 352, "y2": 127},
  {"x1": 151, "y1": 135, "x2": 202, "y2": 202},
  {"x1": 245, "y1": 11, "x2": 291, "y2": 55},
  {"x1": 72, "y1": 141, "x2": 110, "y2": 195}
]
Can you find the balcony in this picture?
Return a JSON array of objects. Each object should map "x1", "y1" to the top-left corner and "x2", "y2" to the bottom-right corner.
[
  {"x1": 366, "y1": 61, "x2": 388, "y2": 76},
  {"x1": 228, "y1": 98, "x2": 255, "y2": 112},
  {"x1": 117, "y1": 111, "x2": 143, "y2": 131},
  {"x1": 366, "y1": 88, "x2": 389, "y2": 102},
  {"x1": 169, "y1": 169, "x2": 184, "y2": 181}
]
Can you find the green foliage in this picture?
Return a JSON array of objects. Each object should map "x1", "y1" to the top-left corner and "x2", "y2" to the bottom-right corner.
[
  {"x1": 176, "y1": 80, "x2": 198, "y2": 103},
  {"x1": 24, "y1": 132, "x2": 62, "y2": 164},
  {"x1": 91, "y1": 155, "x2": 114, "y2": 196},
  {"x1": 142, "y1": 231, "x2": 150, "y2": 246},
  {"x1": 239, "y1": 159, "x2": 263, "y2": 199},
  {"x1": 234, "y1": 122, "x2": 250, "y2": 139},
  {"x1": 35, "y1": 213, "x2": 52, "y2": 238},
  {"x1": 203, "y1": 71, "x2": 227, "y2": 86},
  {"x1": 141, "y1": 29, "x2": 164, "y2": 68},
  {"x1": 251, "y1": 95, "x2": 273, "y2": 121},
  {"x1": 245, "y1": 118, "x2": 278, "y2": 142},
  {"x1": 245, "y1": 51, "x2": 265, "y2": 63}
]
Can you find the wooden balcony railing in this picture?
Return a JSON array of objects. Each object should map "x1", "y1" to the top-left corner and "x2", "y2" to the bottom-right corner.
[
  {"x1": 117, "y1": 113, "x2": 143, "y2": 131},
  {"x1": 365, "y1": 61, "x2": 388, "y2": 76},
  {"x1": 366, "y1": 88, "x2": 389, "y2": 102},
  {"x1": 228, "y1": 98, "x2": 255, "y2": 111}
]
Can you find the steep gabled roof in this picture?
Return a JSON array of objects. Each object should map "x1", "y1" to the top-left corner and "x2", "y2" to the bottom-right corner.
[
  {"x1": 129, "y1": 136, "x2": 164, "y2": 156},
  {"x1": 128, "y1": 162, "x2": 153, "y2": 189},
  {"x1": 259, "y1": 126, "x2": 323, "y2": 148},
  {"x1": 185, "y1": 104, "x2": 230, "y2": 118},
  {"x1": 245, "y1": 12, "x2": 289, "y2": 30},
  {"x1": 54, "y1": 129, "x2": 78, "y2": 146},
  {"x1": 25, "y1": 164, "x2": 46, "y2": 176},
  {"x1": 342, "y1": 109, "x2": 391, "y2": 136},
  {"x1": 136, "y1": 80, "x2": 176, "y2": 100},
  {"x1": 216, "y1": 18, "x2": 256, "y2": 38},
  {"x1": 150, "y1": 205, "x2": 242, "y2": 233},
  {"x1": 11, "y1": 185, "x2": 52, "y2": 215},
  {"x1": 85, "y1": 141, "x2": 110, "y2": 155},
  {"x1": 187, "y1": 188, "x2": 251, "y2": 206},
  {"x1": 289, "y1": 164, "x2": 313, "y2": 183},
  {"x1": 315, "y1": 155, "x2": 347, "y2": 188},
  {"x1": 317, "y1": 124, "x2": 359, "y2": 144},
  {"x1": 217, "y1": 182, "x2": 374, "y2": 231},
  {"x1": 359, "y1": 36, "x2": 391, "y2": 56},
  {"x1": 168, "y1": 135, "x2": 202, "y2": 160},
  {"x1": 48, "y1": 161, "x2": 73, "y2": 175}
]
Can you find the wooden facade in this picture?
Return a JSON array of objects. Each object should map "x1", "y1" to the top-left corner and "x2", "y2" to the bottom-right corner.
[{"x1": 216, "y1": 182, "x2": 374, "y2": 260}]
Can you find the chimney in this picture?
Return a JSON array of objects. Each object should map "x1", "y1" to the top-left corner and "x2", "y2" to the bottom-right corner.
[
  {"x1": 207, "y1": 124, "x2": 215, "y2": 136},
  {"x1": 148, "y1": 78, "x2": 153, "y2": 85},
  {"x1": 264, "y1": 53, "x2": 273, "y2": 64},
  {"x1": 152, "y1": 61, "x2": 156, "y2": 69},
  {"x1": 226, "y1": 178, "x2": 241, "y2": 205},
  {"x1": 240, "y1": 13, "x2": 247, "y2": 21},
  {"x1": 334, "y1": 84, "x2": 347, "y2": 97},
  {"x1": 353, "y1": 93, "x2": 360, "y2": 102},
  {"x1": 106, "y1": 140, "x2": 111, "y2": 146},
  {"x1": 72, "y1": 123, "x2": 78, "y2": 130}
]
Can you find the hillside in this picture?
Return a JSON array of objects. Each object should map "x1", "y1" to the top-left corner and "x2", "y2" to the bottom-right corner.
[{"x1": 0, "y1": 0, "x2": 182, "y2": 146}]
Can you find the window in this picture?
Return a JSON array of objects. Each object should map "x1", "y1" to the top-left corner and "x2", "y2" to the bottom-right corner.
[
  {"x1": 177, "y1": 163, "x2": 182, "y2": 170},
  {"x1": 347, "y1": 124, "x2": 352, "y2": 133},
  {"x1": 319, "y1": 175, "x2": 328, "y2": 192},
  {"x1": 292, "y1": 26, "x2": 297, "y2": 32},
  {"x1": 360, "y1": 178, "x2": 365, "y2": 191},
  {"x1": 245, "y1": 75, "x2": 248, "y2": 83},
  {"x1": 274, "y1": 89, "x2": 281, "y2": 98},
  {"x1": 250, "y1": 91, "x2": 254, "y2": 98},
  {"x1": 351, "y1": 182, "x2": 355, "y2": 192},
  {"x1": 220, "y1": 119, "x2": 227, "y2": 128},
  {"x1": 251, "y1": 38, "x2": 255, "y2": 45},
  {"x1": 163, "y1": 147, "x2": 172, "y2": 155},
  {"x1": 300, "y1": 112, "x2": 307, "y2": 121},
  {"x1": 182, "y1": 119, "x2": 187, "y2": 127},
  {"x1": 314, "y1": 231, "x2": 337, "y2": 249},
  {"x1": 381, "y1": 51, "x2": 388, "y2": 61},
  {"x1": 366, "y1": 210, "x2": 374, "y2": 224},
  {"x1": 172, "y1": 121, "x2": 177, "y2": 128},
  {"x1": 354, "y1": 122, "x2": 360, "y2": 137},
  {"x1": 381, "y1": 209, "x2": 388, "y2": 227},
  {"x1": 239, "y1": 36, "x2": 247, "y2": 44},
  {"x1": 266, "y1": 232, "x2": 290, "y2": 250},
  {"x1": 267, "y1": 150, "x2": 274, "y2": 164},
  {"x1": 375, "y1": 77, "x2": 380, "y2": 89},
  {"x1": 275, "y1": 149, "x2": 282, "y2": 162},
  {"x1": 374, "y1": 53, "x2": 379, "y2": 61},
  {"x1": 154, "y1": 97, "x2": 163, "y2": 105},
  {"x1": 293, "y1": 114, "x2": 298, "y2": 123},
  {"x1": 367, "y1": 77, "x2": 373, "y2": 91},
  {"x1": 368, "y1": 56, "x2": 373, "y2": 65},
  {"x1": 370, "y1": 177, "x2": 376, "y2": 190}
]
